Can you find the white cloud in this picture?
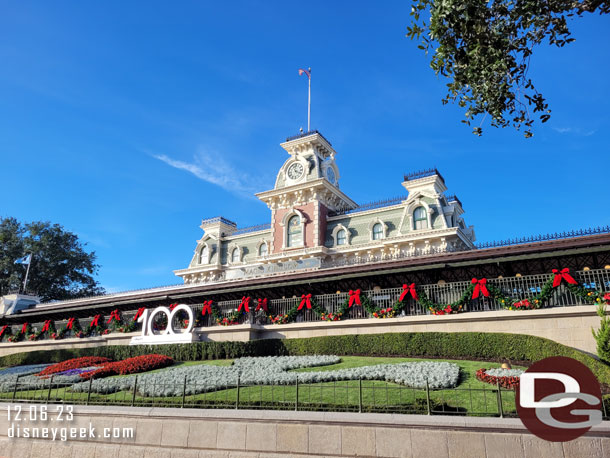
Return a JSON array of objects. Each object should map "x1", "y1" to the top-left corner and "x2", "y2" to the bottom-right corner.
[
  {"x1": 552, "y1": 127, "x2": 596, "y2": 136},
  {"x1": 152, "y1": 150, "x2": 258, "y2": 197}
]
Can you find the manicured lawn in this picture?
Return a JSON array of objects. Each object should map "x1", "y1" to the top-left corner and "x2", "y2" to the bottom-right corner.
[{"x1": 0, "y1": 356, "x2": 521, "y2": 417}]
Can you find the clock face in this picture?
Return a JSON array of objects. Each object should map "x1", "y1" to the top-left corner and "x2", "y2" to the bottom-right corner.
[
  {"x1": 287, "y1": 162, "x2": 304, "y2": 180},
  {"x1": 325, "y1": 166, "x2": 336, "y2": 184}
]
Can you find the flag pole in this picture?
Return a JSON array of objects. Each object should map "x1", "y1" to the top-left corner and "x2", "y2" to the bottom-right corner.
[
  {"x1": 22, "y1": 254, "x2": 32, "y2": 294},
  {"x1": 307, "y1": 67, "x2": 311, "y2": 132}
]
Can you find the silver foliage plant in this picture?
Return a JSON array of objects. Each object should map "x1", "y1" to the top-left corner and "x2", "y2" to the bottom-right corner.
[
  {"x1": 484, "y1": 368, "x2": 523, "y2": 378},
  {"x1": 6, "y1": 366, "x2": 103, "y2": 391},
  {"x1": 0, "y1": 364, "x2": 51, "y2": 391},
  {"x1": 71, "y1": 356, "x2": 461, "y2": 397}
]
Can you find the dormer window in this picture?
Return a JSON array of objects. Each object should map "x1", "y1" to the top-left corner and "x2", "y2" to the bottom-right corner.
[
  {"x1": 287, "y1": 215, "x2": 302, "y2": 247},
  {"x1": 199, "y1": 245, "x2": 209, "y2": 264},
  {"x1": 231, "y1": 247, "x2": 240, "y2": 263},
  {"x1": 336, "y1": 229, "x2": 346, "y2": 245},
  {"x1": 259, "y1": 242, "x2": 268, "y2": 257},
  {"x1": 414, "y1": 206, "x2": 428, "y2": 230},
  {"x1": 372, "y1": 223, "x2": 384, "y2": 240}
]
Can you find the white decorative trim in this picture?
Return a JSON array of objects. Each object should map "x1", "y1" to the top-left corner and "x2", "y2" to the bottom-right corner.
[
  {"x1": 331, "y1": 224, "x2": 351, "y2": 246},
  {"x1": 368, "y1": 218, "x2": 388, "y2": 241},
  {"x1": 401, "y1": 199, "x2": 435, "y2": 232}
]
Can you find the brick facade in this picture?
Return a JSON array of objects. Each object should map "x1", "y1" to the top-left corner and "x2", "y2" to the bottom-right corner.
[{"x1": 272, "y1": 202, "x2": 317, "y2": 254}]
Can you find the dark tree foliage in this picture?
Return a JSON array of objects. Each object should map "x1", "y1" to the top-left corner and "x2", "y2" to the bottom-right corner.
[
  {"x1": 0, "y1": 217, "x2": 105, "y2": 302},
  {"x1": 407, "y1": 0, "x2": 609, "y2": 137}
]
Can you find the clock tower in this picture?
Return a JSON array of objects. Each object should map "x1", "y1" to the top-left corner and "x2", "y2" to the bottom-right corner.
[{"x1": 256, "y1": 131, "x2": 356, "y2": 255}]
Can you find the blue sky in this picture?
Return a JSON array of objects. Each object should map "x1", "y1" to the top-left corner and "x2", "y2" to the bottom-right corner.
[{"x1": 2, "y1": 1, "x2": 609, "y2": 293}]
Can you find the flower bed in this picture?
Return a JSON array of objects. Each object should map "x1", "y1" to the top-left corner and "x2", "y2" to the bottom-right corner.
[
  {"x1": 72, "y1": 355, "x2": 460, "y2": 397},
  {"x1": 475, "y1": 368, "x2": 523, "y2": 389},
  {"x1": 372, "y1": 307, "x2": 396, "y2": 319},
  {"x1": 13, "y1": 367, "x2": 105, "y2": 390},
  {"x1": 38, "y1": 357, "x2": 111, "y2": 377},
  {"x1": 79, "y1": 354, "x2": 174, "y2": 380},
  {"x1": 0, "y1": 364, "x2": 50, "y2": 381},
  {"x1": 320, "y1": 312, "x2": 342, "y2": 321}
]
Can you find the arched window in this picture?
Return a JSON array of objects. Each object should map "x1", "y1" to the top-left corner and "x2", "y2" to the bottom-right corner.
[
  {"x1": 287, "y1": 215, "x2": 302, "y2": 247},
  {"x1": 231, "y1": 247, "x2": 240, "y2": 263},
  {"x1": 413, "y1": 206, "x2": 428, "y2": 230},
  {"x1": 259, "y1": 242, "x2": 268, "y2": 257},
  {"x1": 336, "y1": 229, "x2": 346, "y2": 246},
  {"x1": 372, "y1": 223, "x2": 383, "y2": 240},
  {"x1": 199, "y1": 245, "x2": 209, "y2": 264}
]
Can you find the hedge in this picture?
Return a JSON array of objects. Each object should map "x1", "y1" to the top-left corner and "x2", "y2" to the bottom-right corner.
[{"x1": 1, "y1": 332, "x2": 609, "y2": 386}]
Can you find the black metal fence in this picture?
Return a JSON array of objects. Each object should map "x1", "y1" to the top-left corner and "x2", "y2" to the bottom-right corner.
[
  {"x1": 1, "y1": 376, "x2": 608, "y2": 420},
  {"x1": 9, "y1": 268, "x2": 610, "y2": 335}
]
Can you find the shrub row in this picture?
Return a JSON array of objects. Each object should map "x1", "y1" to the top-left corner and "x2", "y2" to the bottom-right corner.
[{"x1": 1, "y1": 332, "x2": 608, "y2": 386}]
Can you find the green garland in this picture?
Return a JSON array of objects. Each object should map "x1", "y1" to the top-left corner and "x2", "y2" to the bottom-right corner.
[
  {"x1": 211, "y1": 299, "x2": 250, "y2": 326},
  {"x1": 270, "y1": 296, "x2": 327, "y2": 324},
  {"x1": 3, "y1": 271, "x2": 608, "y2": 341},
  {"x1": 54, "y1": 318, "x2": 85, "y2": 339},
  {"x1": 7, "y1": 323, "x2": 32, "y2": 342},
  {"x1": 0, "y1": 325, "x2": 12, "y2": 342}
]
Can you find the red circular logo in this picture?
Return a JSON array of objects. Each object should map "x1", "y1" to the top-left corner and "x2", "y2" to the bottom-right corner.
[{"x1": 516, "y1": 356, "x2": 602, "y2": 442}]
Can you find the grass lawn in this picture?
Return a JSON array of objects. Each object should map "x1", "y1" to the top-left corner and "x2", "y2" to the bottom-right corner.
[{"x1": 0, "y1": 356, "x2": 522, "y2": 417}]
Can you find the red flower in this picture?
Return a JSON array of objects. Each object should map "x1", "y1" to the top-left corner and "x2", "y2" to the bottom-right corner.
[
  {"x1": 476, "y1": 368, "x2": 520, "y2": 390},
  {"x1": 80, "y1": 354, "x2": 173, "y2": 380},
  {"x1": 39, "y1": 357, "x2": 111, "y2": 377}
]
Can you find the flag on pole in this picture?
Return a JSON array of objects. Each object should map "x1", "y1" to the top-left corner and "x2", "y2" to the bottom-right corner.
[
  {"x1": 298, "y1": 68, "x2": 310, "y2": 79},
  {"x1": 15, "y1": 254, "x2": 31, "y2": 265}
]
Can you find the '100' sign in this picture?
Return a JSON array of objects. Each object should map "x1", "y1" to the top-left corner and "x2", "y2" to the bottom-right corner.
[{"x1": 137, "y1": 304, "x2": 194, "y2": 336}]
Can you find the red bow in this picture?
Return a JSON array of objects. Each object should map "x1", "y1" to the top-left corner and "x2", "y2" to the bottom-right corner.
[
  {"x1": 169, "y1": 303, "x2": 179, "y2": 311},
  {"x1": 298, "y1": 294, "x2": 312, "y2": 310},
  {"x1": 552, "y1": 268, "x2": 577, "y2": 288},
  {"x1": 107, "y1": 309, "x2": 121, "y2": 324},
  {"x1": 238, "y1": 296, "x2": 250, "y2": 313},
  {"x1": 21, "y1": 323, "x2": 28, "y2": 334},
  {"x1": 66, "y1": 318, "x2": 75, "y2": 330},
  {"x1": 41, "y1": 320, "x2": 52, "y2": 332},
  {"x1": 348, "y1": 289, "x2": 361, "y2": 307},
  {"x1": 90, "y1": 315, "x2": 101, "y2": 328},
  {"x1": 0, "y1": 325, "x2": 8, "y2": 337},
  {"x1": 399, "y1": 283, "x2": 418, "y2": 301},
  {"x1": 133, "y1": 307, "x2": 146, "y2": 321},
  {"x1": 202, "y1": 300, "x2": 213, "y2": 316},
  {"x1": 471, "y1": 278, "x2": 490, "y2": 299},
  {"x1": 256, "y1": 298, "x2": 268, "y2": 312}
]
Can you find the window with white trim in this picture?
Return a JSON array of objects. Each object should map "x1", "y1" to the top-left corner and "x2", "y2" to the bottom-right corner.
[
  {"x1": 287, "y1": 215, "x2": 302, "y2": 247},
  {"x1": 259, "y1": 242, "x2": 268, "y2": 256},
  {"x1": 231, "y1": 247, "x2": 240, "y2": 263},
  {"x1": 372, "y1": 223, "x2": 383, "y2": 240},
  {"x1": 336, "y1": 229, "x2": 346, "y2": 245},
  {"x1": 199, "y1": 245, "x2": 209, "y2": 264},
  {"x1": 414, "y1": 206, "x2": 428, "y2": 230}
]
